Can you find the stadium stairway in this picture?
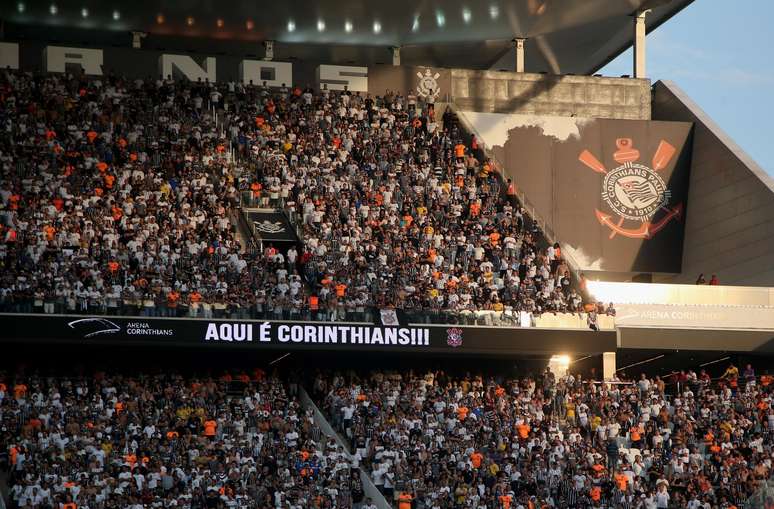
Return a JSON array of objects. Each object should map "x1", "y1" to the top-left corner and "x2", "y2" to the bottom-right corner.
[
  {"x1": 231, "y1": 205, "x2": 254, "y2": 255},
  {"x1": 298, "y1": 387, "x2": 392, "y2": 509}
]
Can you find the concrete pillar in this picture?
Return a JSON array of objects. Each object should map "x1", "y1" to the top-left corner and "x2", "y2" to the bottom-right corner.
[
  {"x1": 633, "y1": 10, "x2": 650, "y2": 78},
  {"x1": 514, "y1": 38, "x2": 526, "y2": 73},
  {"x1": 131, "y1": 32, "x2": 146, "y2": 49},
  {"x1": 603, "y1": 352, "x2": 616, "y2": 380},
  {"x1": 391, "y1": 46, "x2": 401, "y2": 66}
]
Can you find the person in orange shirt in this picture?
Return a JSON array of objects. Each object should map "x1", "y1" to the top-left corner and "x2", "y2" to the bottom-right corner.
[
  {"x1": 454, "y1": 143, "x2": 466, "y2": 160},
  {"x1": 9, "y1": 445, "x2": 18, "y2": 468},
  {"x1": 124, "y1": 453, "x2": 137, "y2": 468},
  {"x1": 43, "y1": 224, "x2": 56, "y2": 241},
  {"x1": 397, "y1": 492, "x2": 413, "y2": 509},
  {"x1": 250, "y1": 182, "x2": 262, "y2": 200},
  {"x1": 516, "y1": 422, "x2": 530, "y2": 441},
  {"x1": 13, "y1": 383, "x2": 28, "y2": 400},
  {"x1": 457, "y1": 406, "x2": 469, "y2": 421},
  {"x1": 614, "y1": 470, "x2": 629, "y2": 491},
  {"x1": 470, "y1": 451, "x2": 483, "y2": 469},
  {"x1": 629, "y1": 424, "x2": 642, "y2": 447},
  {"x1": 469, "y1": 202, "x2": 481, "y2": 217},
  {"x1": 204, "y1": 418, "x2": 217, "y2": 439},
  {"x1": 111, "y1": 205, "x2": 123, "y2": 221},
  {"x1": 590, "y1": 486, "x2": 602, "y2": 503},
  {"x1": 189, "y1": 291, "x2": 203, "y2": 317},
  {"x1": 166, "y1": 290, "x2": 180, "y2": 317},
  {"x1": 335, "y1": 283, "x2": 347, "y2": 298},
  {"x1": 498, "y1": 493, "x2": 513, "y2": 509},
  {"x1": 104, "y1": 174, "x2": 115, "y2": 189},
  {"x1": 309, "y1": 295, "x2": 319, "y2": 315}
]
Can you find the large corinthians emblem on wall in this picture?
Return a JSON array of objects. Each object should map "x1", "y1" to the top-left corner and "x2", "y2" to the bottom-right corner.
[
  {"x1": 579, "y1": 138, "x2": 683, "y2": 240},
  {"x1": 416, "y1": 68, "x2": 441, "y2": 100}
]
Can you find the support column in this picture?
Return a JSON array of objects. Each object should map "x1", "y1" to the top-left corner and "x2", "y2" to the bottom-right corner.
[
  {"x1": 633, "y1": 10, "x2": 650, "y2": 78},
  {"x1": 391, "y1": 46, "x2": 401, "y2": 66},
  {"x1": 131, "y1": 31, "x2": 146, "y2": 49},
  {"x1": 264, "y1": 40, "x2": 274, "y2": 61},
  {"x1": 603, "y1": 352, "x2": 616, "y2": 381},
  {"x1": 513, "y1": 38, "x2": 526, "y2": 73}
]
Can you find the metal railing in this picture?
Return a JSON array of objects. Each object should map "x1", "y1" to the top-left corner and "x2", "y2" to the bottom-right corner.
[{"x1": 0, "y1": 300, "x2": 610, "y2": 329}]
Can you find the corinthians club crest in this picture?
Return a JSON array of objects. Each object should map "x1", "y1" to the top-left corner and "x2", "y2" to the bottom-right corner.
[
  {"x1": 416, "y1": 68, "x2": 441, "y2": 100},
  {"x1": 578, "y1": 138, "x2": 683, "y2": 239},
  {"x1": 253, "y1": 220, "x2": 285, "y2": 234},
  {"x1": 446, "y1": 327, "x2": 463, "y2": 348}
]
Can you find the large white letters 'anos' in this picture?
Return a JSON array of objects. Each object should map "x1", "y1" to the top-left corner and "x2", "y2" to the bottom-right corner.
[
  {"x1": 44, "y1": 46, "x2": 103, "y2": 75},
  {"x1": 240, "y1": 60, "x2": 292, "y2": 87},
  {"x1": 10, "y1": 42, "x2": 375, "y2": 90},
  {"x1": 0, "y1": 42, "x2": 19, "y2": 70},
  {"x1": 159, "y1": 54, "x2": 216, "y2": 82},
  {"x1": 317, "y1": 65, "x2": 368, "y2": 92}
]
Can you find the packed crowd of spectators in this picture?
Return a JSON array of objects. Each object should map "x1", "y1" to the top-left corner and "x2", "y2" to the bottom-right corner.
[
  {"x1": 0, "y1": 69, "x2": 596, "y2": 325},
  {"x1": 1, "y1": 361, "x2": 771, "y2": 508},
  {"x1": 0, "y1": 370, "x2": 363, "y2": 509},
  {"x1": 318, "y1": 365, "x2": 774, "y2": 508}
]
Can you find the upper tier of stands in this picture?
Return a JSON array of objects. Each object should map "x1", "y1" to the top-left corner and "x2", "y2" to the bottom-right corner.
[{"x1": 0, "y1": 70, "x2": 605, "y2": 326}]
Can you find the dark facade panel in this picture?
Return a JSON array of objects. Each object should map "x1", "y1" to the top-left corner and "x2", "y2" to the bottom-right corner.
[{"x1": 652, "y1": 81, "x2": 774, "y2": 286}]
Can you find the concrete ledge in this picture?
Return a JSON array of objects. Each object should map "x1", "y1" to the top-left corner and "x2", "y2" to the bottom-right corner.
[{"x1": 451, "y1": 70, "x2": 651, "y2": 120}]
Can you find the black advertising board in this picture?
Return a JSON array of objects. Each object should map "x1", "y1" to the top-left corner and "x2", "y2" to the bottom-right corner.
[
  {"x1": 0, "y1": 314, "x2": 615, "y2": 356},
  {"x1": 466, "y1": 113, "x2": 694, "y2": 273}
]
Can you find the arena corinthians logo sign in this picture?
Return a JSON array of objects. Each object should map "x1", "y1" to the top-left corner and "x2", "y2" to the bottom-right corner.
[{"x1": 579, "y1": 138, "x2": 683, "y2": 239}]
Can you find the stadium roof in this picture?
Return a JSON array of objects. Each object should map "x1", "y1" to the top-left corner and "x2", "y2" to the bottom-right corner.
[{"x1": 5, "y1": 0, "x2": 694, "y2": 74}]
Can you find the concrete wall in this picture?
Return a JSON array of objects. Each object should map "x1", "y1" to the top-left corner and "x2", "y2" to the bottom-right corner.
[
  {"x1": 588, "y1": 281, "x2": 774, "y2": 307},
  {"x1": 451, "y1": 69, "x2": 651, "y2": 120},
  {"x1": 652, "y1": 81, "x2": 774, "y2": 286}
]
